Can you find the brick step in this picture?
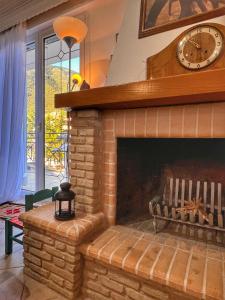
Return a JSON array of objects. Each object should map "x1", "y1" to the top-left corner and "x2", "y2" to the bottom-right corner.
[{"x1": 79, "y1": 225, "x2": 225, "y2": 300}]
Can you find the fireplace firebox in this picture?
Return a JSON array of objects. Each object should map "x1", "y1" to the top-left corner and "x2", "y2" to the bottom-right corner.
[{"x1": 117, "y1": 138, "x2": 225, "y2": 242}]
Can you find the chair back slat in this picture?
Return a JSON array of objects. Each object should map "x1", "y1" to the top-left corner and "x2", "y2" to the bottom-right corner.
[
  {"x1": 6, "y1": 186, "x2": 59, "y2": 254},
  {"x1": 33, "y1": 189, "x2": 54, "y2": 202},
  {"x1": 25, "y1": 186, "x2": 58, "y2": 212}
]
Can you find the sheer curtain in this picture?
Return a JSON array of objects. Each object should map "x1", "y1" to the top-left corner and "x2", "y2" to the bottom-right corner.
[{"x1": 0, "y1": 24, "x2": 26, "y2": 204}]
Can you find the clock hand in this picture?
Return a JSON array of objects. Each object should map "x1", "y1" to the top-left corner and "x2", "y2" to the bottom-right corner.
[{"x1": 188, "y1": 39, "x2": 201, "y2": 49}]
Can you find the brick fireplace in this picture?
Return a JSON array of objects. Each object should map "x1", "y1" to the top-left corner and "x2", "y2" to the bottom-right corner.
[
  {"x1": 20, "y1": 70, "x2": 225, "y2": 300},
  {"x1": 70, "y1": 102, "x2": 225, "y2": 226},
  {"x1": 66, "y1": 102, "x2": 225, "y2": 300}
]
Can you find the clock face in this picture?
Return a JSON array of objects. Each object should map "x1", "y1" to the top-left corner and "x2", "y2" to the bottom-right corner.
[{"x1": 177, "y1": 25, "x2": 223, "y2": 70}]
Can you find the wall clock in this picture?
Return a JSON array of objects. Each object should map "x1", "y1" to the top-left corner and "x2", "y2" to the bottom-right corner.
[
  {"x1": 177, "y1": 25, "x2": 223, "y2": 70},
  {"x1": 146, "y1": 23, "x2": 225, "y2": 80}
]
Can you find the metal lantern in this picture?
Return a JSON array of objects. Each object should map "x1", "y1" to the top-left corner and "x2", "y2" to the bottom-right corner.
[{"x1": 54, "y1": 182, "x2": 75, "y2": 220}]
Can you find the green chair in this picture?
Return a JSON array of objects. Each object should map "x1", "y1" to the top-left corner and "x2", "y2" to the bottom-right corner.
[{"x1": 5, "y1": 187, "x2": 58, "y2": 255}]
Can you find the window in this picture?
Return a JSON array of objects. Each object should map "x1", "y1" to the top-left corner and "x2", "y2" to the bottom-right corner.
[{"x1": 23, "y1": 28, "x2": 80, "y2": 191}]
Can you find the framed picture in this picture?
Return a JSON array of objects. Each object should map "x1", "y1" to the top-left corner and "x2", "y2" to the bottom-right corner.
[{"x1": 139, "y1": 0, "x2": 225, "y2": 38}]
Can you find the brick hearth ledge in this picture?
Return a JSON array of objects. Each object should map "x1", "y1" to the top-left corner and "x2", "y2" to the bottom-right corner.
[
  {"x1": 20, "y1": 203, "x2": 105, "y2": 299},
  {"x1": 20, "y1": 204, "x2": 224, "y2": 300},
  {"x1": 80, "y1": 226, "x2": 225, "y2": 300}
]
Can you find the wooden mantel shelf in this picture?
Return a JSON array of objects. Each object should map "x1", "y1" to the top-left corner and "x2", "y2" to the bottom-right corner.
[{"x1": 55, "y1": 69, "x2": 225, "y2": 110}]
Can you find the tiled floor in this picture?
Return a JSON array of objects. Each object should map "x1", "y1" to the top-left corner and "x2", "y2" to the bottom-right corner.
[{"x1": 0, "y1": 220, "x2": 67, "y2": 300}]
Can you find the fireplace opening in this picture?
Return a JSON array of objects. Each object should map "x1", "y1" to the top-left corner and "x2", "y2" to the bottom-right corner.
[{"x1": 116, "y1": 138, "x2": 225, "y2": 228}]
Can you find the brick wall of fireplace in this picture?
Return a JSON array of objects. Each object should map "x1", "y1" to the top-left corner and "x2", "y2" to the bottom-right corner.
[{"x1": 69, "y1": 102, "x2": 225, "y2": 225}]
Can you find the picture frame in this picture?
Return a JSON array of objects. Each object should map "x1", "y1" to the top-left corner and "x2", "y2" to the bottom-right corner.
[{"x1": 139, "y1": 0, "x2": 225, "y2": 38}]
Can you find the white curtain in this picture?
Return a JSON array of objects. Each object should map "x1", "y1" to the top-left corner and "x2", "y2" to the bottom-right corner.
[{"x1": 0, "y1": 24, "x2": 26, "y2": 204}]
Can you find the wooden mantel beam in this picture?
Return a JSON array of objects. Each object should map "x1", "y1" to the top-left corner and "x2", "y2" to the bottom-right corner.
[{"x1": 55, "y1": 69, "x2": 225, "y2": 110}]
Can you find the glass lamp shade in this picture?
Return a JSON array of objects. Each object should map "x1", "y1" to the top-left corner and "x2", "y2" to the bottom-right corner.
[{"x1": 53, "y1": 16, "x2": 88, "y2": 43}]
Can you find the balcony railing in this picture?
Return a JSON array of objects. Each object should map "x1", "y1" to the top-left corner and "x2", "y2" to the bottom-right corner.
[{"x1": 26, "y1": 132, "x2": 68, "y2": 169}]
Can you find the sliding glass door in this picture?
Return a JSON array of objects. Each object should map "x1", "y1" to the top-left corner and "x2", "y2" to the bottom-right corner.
[
  {"x1": 23, "y1": 28, "x2": 80, "y2": 192},
  {"x1": 23, "y1": 42, "x2": 36, "y2": 192},
  {"x1": 44, "y1": 34, "x2": 80, "y2": 189}
]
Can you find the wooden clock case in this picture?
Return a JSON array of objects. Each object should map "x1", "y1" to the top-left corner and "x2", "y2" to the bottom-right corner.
[{"x1": 147, "y1": 23, "x2": 225, "y2": 80}]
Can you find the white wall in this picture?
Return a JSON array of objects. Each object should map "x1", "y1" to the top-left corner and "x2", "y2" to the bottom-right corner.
[
  {"x1": 28, "y1": 0, "x2": 128, "y2": 89},
  {"x1": 84, "y1": 0, "x2": 128, "y2": 87},
  {"x1": 106, "y1": 0, "x2": 225, "y2": 86}
]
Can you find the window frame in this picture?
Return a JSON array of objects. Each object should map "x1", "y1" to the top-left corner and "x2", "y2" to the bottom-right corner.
[{"x1": 25, "y1": 16, "x2": 86, "y2": 191}]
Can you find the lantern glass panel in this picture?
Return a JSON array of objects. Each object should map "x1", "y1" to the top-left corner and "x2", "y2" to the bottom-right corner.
[{"x1": 54, "y1": 182, "x2": 75, "y2": 220}]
